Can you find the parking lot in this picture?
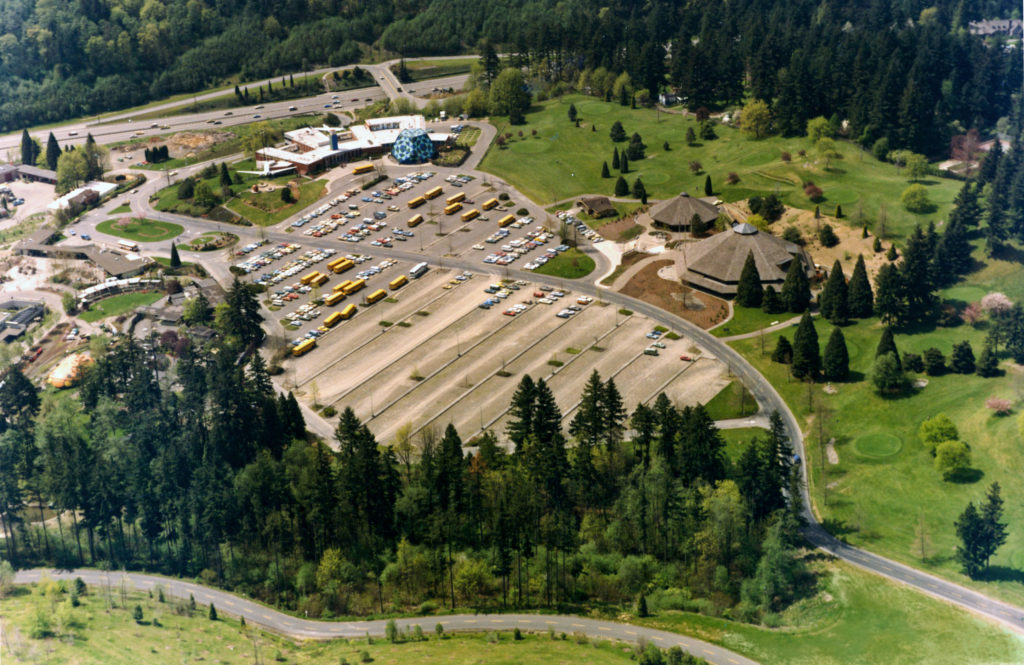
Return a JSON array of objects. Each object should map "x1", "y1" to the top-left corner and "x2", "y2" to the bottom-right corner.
[{"x1": 230, "y1": 159, "x2": 730, "y2": 445}]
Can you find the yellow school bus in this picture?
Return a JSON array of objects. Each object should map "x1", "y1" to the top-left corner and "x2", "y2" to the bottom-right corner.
[
  {"x1": 343, "y1": 278, "x2": 366, "y2": 295},
  {"x1": 292, "y1": 339, "x2": 316, "y2": 356},
  {"x1": 324, "y1": 311, "x2": 344, "y2": 328},
  {"x1": 408, "y1": 214, "x2": 424, "y2": 227},
  {"x1": 389, "y1": 275, "x2": 408, "y2": 290},
  {"x1": 498, "y1": 214, "x2": 516, "y2": 228},
  {"x1": 333, "y1": 280, "x2": 353, "y2": 293},
  {"x1": 461, "y1": 208, "x2": 480, "y2": 222},
  {"x1": 366, "y1": 288, "x2": 387, "y2": 304},
  {"x1": 482, "y1": 198, "x2": 498, "y2": 210},
  {"x1": 445, "y1": 192, "x2": 466, "y2": 205},
  {"x1": 424, "y1": 186, "x2": 443, "y2": 200},
  {"x1": 339, "y1": 303, "x2": 357, "y2": 319},
  {"x1": 444, "y1": 202, "x2": 463, "y2": 215},
  {"x1": 310, "y1": 273, "x2": 329, "y2": 287},
  {"x1": 300, "y1": 270, "x2": 321, "y2": 285},
  {"x1": 408, "y1": 196, "x2": 426, "y2": 209},
  {"x1": 325, "y1": 291, "x2": 346, "y2": 306},
  {"x1": 330, "y1": 258, "x2": 355, "y2": 274},
  {"x1": 352, "y1": 164, "x2": 375, "y2": 175}
]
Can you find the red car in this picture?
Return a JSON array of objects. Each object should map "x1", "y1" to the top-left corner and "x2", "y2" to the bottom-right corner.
[{"x1": 680, "y1": 355, "x2": 692, "y2": 361}]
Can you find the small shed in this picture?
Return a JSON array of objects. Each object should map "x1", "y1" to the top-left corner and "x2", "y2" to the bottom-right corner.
[{"x1": 578, "y1": 195, "x2": 617, "y2": 219}]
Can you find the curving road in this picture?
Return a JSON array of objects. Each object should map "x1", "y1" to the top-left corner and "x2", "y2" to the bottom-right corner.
[{"x1": 12, "y1": 568, "x2": 758, "y2": 665}]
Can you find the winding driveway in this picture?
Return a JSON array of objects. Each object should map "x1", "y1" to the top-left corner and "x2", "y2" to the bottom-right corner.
[{"x1": 12, "y1": 568, "x2": 758, "y2": 665}]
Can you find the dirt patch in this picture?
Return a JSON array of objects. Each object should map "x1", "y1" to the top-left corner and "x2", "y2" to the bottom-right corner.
[
  {"x1": 775, "y1": 207, "x2": 886, "y2": 281},
  {"x1": 826, "y1": 438, "x2": 839, "y2": 465},
  {"x1": 112, "y1": 130, "x2": 236, "y2": 160},
  {"x1": 619, "y1": 260, "x2": 729, "y2": 329},
  {"x1": 600, "y1": 215, "x2": 645, "y2": 242},
  {"x1": 601, "y1": 249, "x2": 655, "y2": 285}
]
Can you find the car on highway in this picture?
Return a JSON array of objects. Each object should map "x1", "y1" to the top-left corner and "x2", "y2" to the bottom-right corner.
[
  {"x1": 252, "y1": 114, "x2": 260, "y2": 118},
  {"x1": 81, "y1": 234, "x2": 91, "y2": 240},
  {"x1": 288, "y1": 106, "x2": 297, "y2": 111}
]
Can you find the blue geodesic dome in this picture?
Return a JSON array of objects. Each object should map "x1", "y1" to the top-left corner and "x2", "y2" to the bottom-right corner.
[{"x1": 391, "y1": 128, "x2": 435, "y2": 164}]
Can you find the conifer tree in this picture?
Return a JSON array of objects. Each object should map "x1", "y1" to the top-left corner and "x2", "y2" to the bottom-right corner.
[
  {"x1": 601, "y1": 161, "x2": 610, "y2": 178},
  {"x1": 791, "y1": 311, "x2": 820, "y2": 379},
  {"x1": 873, "y1": 263, "x2": 904, "y2": 325},
  {"x1": 170, "y1": 243, "x2": 181, "y2": 268},
  {"x1": 620, "y1": 153, "x2": 629, "y2": 173},
  {"x1": 45, "y1": 132, "x2": 60, "y2": 170},
  {"x1": 875, "y1": 327, "x2": 901, "y2": 371},
  {"x1": 611, "y1": 147, "x2": 620, "y2": 170},
  {"x1": 976, "y1": 343, "x2": 999, "y2": 377},
  {"x1": 772, "y1": 335, "x2": 793, "y2": 364},
  {"x1": 704, "y1": 174, "x2": 713, "y2": 196},
  {"x1": 780, "y1": 258, "x2": 811, "y2": 313},
  {"x1": 614, "y1": 176, "x2": 628, "y2": 197},
  {"x1": 823, "y1": 327, "x2": 850, "y2": 381},
  {"x1": 761, "y1": 285, "x2": 784, "y2": 314},
  {"x1": 736, "y1": 251, "x2": 763, "y2": 307},
  {"x1": 632, "y1": 177, "x2": 646, "y2": 202},
  {"x1": 951, "y1": 340, "x2": 975, "y2": 374},
  {"x1": 847, "y1": 255, "x2": 873, "y2": 318},
  {"x1": 900, "y1": 225, "x2": 937, "y2": 320},
  {"x1": 819, "y1": 259, "x2": 848, "y2": 324}
]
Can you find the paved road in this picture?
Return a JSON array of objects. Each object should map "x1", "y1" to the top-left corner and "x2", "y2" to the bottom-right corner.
[{"x1": 12, "y1": 569, "x2": 758, "y2": 665}]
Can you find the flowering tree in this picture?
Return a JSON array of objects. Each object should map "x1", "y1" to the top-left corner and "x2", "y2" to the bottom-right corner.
[
  {"x1": 986, "y1": 397, "x2": 1012, "y2": 415},
  {"x1": 962, "y1": 302, "x2": 983, "y2": 326},
  {"x1": 981, "y1": 292, "x2": 1012, "y2": 317}
]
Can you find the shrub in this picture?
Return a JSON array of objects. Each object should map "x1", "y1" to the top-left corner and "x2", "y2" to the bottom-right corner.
[
  {"x1": 780, "y1": 151, "x2": 791, "y2": 162},
  {"x1": 689, "y1": 160, "x2": 703, "y2": 174},
  {"x1": 902, "y1": 352, "x2": 924, "y2": 373},
  {"x1": 804, "y1": 183, "x2": 824, "y2": 200},
  {"x1": 782, "y1": 226, "x2": 804, "y2": 246},
  {"x1": 923, "y1": 347, "x2": 946, "y2": 375},
  {"x1": 360, "y1": 650, "x2": 372, "y2": 662},
  {"x1": 516, "y1": 208, "x2": 529, "y2": 216},
  {"x1": 322, "y1": 405, "x2": 337, "y2": 417},
  {"x1": 962, "y1": 302, "x2": 983, "y2": 325},
  {"x1": 818, "y1": 224, "x2": 839, "y2": 247},
  {"x1": 935, "y1": 440, "x2": 970, "y2": 480},
  {"x1": 133, "y1": 604, "x2": 144, "y2": 623},
  {"x1": 498, "y1": 192, "x2": 510, "y2": 201},
  {"x1": 513, "y1": 627, "x2": 523, "y2": 640},
  {"x1": 986, "y1": 397, "x2": 1012, "y2": 415},
  {"x1": 726, "y1": 171, "x2": 740, "y2": 184},
  {"x1": 901, "y1": 184, "x2": 932, "y2": 212}
]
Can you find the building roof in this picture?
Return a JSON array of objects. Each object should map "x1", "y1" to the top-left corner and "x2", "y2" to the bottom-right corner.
[
  {"x1": 579, "y1": 195, "x2": 617, "y2": 217},
  {"x1": 683, "y1": 223, "x2": 811, "y2": 294},
  {"x1": 16, "y1": 165, "x2": 57, "y2": 180},
  {"x1": 0, "y1": 164, "x2": 16, "y2": 176},
  {"x1": 649, "y1": 192, "x2": 719, "y2": 228},
  {"x1": 48, "y1": 181, "x2": 117, "y2": 211}
]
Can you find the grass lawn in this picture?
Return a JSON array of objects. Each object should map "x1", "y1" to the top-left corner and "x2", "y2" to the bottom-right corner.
[
  {"x1": 152, "y1": 256, "x2": 193, "y2": 268},
  {"x1": 532, "y1": 248, "x2": 595, "y2": 279},
  {"x1": 110, "y1": 204, "x2": 131, "y2": 214},
  {"x1": 583, "y1": 202, "x2": 642, "y2": 228},
  {"x1": 720, "y1": 427, "x2": 769, "y2": 462},
  {"x1": 79, "y1": 292, "x2": 163, "y2": 322},
  {"x1": 96, "y1": 218, "x2": 183, "y2": 243},
  {"x1": 712, "y1": 305, "x2": 796, "y2": 338},
  {"x1": 177, "y1": 231, "x2": 238, "y2": 252},
  {"x1": 399, "y1": 57, "x2": 476, "y2": 82},
  {"x1": 703, "y1": 380, "x2": 759, "y2": 420},
  {"x1": 729, "y1": 289, "x2": 1024, "y2": 606},
  {"x1": 225, "y1": 178, "x2": 326, "y2": 226},
  {"x1": 479, "y1": 95, "x2": 960, "y2": 240},
  {"x1": 636, "y1": 559, "x2": 1024, "y2": 665},
  {"x1": 455, "y1": 127, "x2": 482, "y2": 148},
  {"x1": 2, "y1": 583, "x2": 638, "y2": 665}
]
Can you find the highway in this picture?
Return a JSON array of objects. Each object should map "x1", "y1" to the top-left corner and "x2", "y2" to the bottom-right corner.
[{"x1": 12, "y1": 568, "x2": 759, "y2": 665}]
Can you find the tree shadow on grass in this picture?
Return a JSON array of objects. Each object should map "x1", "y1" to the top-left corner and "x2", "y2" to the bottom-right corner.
[
  {"x1": 821, "y1": 516, "x2": 859, "y2": 538},
  {"x1": 980, "y1": 565, "x2": 1024, "y2": 584},
  {"x1": 990, "y1": 243, "x2": 1024, "y2": 265},
  {"x1": 946, "y1": 467, "x2": 984, "y2": 484}
]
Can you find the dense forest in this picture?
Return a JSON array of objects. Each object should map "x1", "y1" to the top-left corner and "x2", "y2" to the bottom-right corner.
[
  {"x1": 0, "y1": 278, "x2": 806, "y2": 623},
  {"x1": 1, "y1": 0, "x2": 1018, "y2": 156}
]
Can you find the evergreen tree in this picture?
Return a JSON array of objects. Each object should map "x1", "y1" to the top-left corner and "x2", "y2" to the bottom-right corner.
[
  {"x1": 219, "y1": 162, "x2": 232, "y2": 189},
  {"x1": 872, "y1": 352, "x2": 906, "y2": 394},
  {"x1": 976, "y1": 343, "x2": 1000, "y2": 377},
  {"x1": 780, "y1": 258, "x2": 811, "y2": 313},
  {"x1": 209, "y1": 603, "x2": 218, "y2": 620},
  {"x1": 610, "y1": 121, "x2": 626, "y2": 142},
  {"x1": 772, "y1": 335, "x2": 793, "y2": 364},
  {"x1": 736, "y1": 251, "x2": 763, "y2": 307},
  {"x1": 875, "y1": 327, "x2": 901, "y2": 371},
  {"x1": 790, "y1": 311, "x2": 820, "y2": 379},
  {"x1": 20, "y1": 129, "x2": 36, "y2": 166},
  {"x1": 873, "y1": 263, "x2": 904, "y2": 326},
  {"x1": 819, "y1": 260, "x2": 848, "y2": 324},
  {"x1": 689, "y1": 213, "x2": 707, "y2": 237},
  {"x1": 823, "y1": 327, "x2": 850, "y2": 381},
  {"x1": 847, "y1": 255, "x2": 873, "y2": 318},
  {"x1": 632, "y1": 177, "x2": 646, "y2": 202},
  {"x1": 936, "y1": 218, "x2": 972, "y2": 281},
  {"x1": 506, "y1": 375, "x2": 536, "y2": 453},
  {"x1": 704, "y1": 174, "x2": 713, "y2": 196},
  {"x1": 614, "y1": 176, "x2": 628, "y2": 197},
  {"x1": 601, "y1": 378, "x2": 627, "y2": 449},
  {"x1": 45, "y1": 132, "x2": 60, "y2": 171},
  {"x1": 569, "y1": 370, "x2": 603, "y2": 451},
  {"x1": 949, "y1": 181, "x2": 982, "y2": 228},
  {"x1": 835, "y1": 204, "x2": 843, "y2": 218},
  {"x1": 568, "y1": 103, "x2": 577, "y2": 122},
  {"x1": 620, "y1": 153, "x2": 629, "y2": 173},
  {"x1": 900, "y1": 225, "x2": 937, "y2": 320},
  {"x1": 955, "y1": 501, "x2": 987, "y2": 578},
  {"x1": 611, "y1": 147, "x2": 620, "y2": 170},
  {"x1": 686, "y1": 127, "x2": 696, "y2": 145},
  {"x1": 601, "y1": 162, "x2": 610, "y2": 178},
  {"x1": 886, "y1": 244, "x2": 899, "y2": 261},
  {"x1": 761, "y1": 285, "x2": 784, "y2": 314},
  {"x1": 170, "y1": 243, "x2": 181, "y2": 268},
  {"x1": 981, "y1": 482, "x2": 1008, "y2": 569},
  {"x1": 950, "y1": 340, "x2": 975, "y2": 374},
  {"x1": 978, "y1": 139, "x2": 1002, "y2": 184}
]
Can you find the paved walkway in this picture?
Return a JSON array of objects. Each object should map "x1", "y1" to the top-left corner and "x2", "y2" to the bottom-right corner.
[{"x1": 12, "y1": 569, "x2": 760, "y2": 665}]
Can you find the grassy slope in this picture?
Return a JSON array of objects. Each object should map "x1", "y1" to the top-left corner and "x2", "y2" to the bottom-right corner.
[
  {"x1": 532, "y1": 248, "x2": 596, "y2": 279},
  {"x1": 79, "y1": 293, "x2": 163, "y2": 322},
  {"x1": 703, "y1": 380, "x2": 759, "y2": 420},
  {"x1": 95, "y1": 218, "x2": 183, "y2": 243},
  {"x1": 729, "y1": 270, "x2": 1024, "y2": 605},
  {"x1": 479, "y1": 95, "x2": 959, "y2": 239},
  {"x1": 225, "y1": 178, "x2": 326, "y2": 226},
  {"x1": 712, "y1": 305, "x2": 797, "y2": 338}
]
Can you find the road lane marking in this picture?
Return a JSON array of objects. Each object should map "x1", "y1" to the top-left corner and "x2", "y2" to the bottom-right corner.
[
  {"x1": 490, "y1": 620, "x2": 502, "y2": 624},
  {"x1": 572, "y1": 623, "x2": 584, "y2": 628},
  {"x1": 598, "y1": 626, "x2": 610, "y2": 631},
  {"x1": 465, "y1": 620, "x2": 477, "y2": 624},
  {"x1": 625, "y1": 630, "x2": 637, "y2": 635},
  {"x1": 704, "y1": 649, "x2": 715, "y2": 655},
  {"x1": 262, "y1": 613, "x2": 273, "y2": 619},
  {"x1": 652, "y1": 636, "x2": 664, "y2": 641},
  {"x1": 730, "y1": 659, "x2": 740, "y2": 664}
]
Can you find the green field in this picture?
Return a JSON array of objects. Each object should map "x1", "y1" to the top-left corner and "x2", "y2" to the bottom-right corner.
[
  {"x1": 1, "y1": 583, "x2": 637, "y2": 665},
  {"x1": 532, "y1": 248, "x2": 595, "y2": 279},
  {"x1": 109, "y1": 204, "x2": 131, "y2": 214},
  {"x1": 703, "y1": 380, "x2": 759, "y2": 420},
  {"x1": 479, "y1": 95, "x2": 960, "y2": 240},
  {"x1": 398, "y1": 57, "x2": 476, "y2": 82},
  {"x1": 728, "y1": 265, "x2": 1024, "y2": 606},
  {"x1": 225, "y1": 178, "x2": 326, "y2": 226},
  {"x1": 96, "y1": 218, "x2": 183, "y2": 243},
  {"x1": 719, "y1": 427, "x2": 769, "y2": 461},
  {"x1": 79, "y1": 292, "x2": 163, "y2": 322},
  {"x1": 638, "y1": 560, "x2": 1024, "y2": 665},
  {"x1": 712, "y1": 305, "x2": 798, "y2": 338}
]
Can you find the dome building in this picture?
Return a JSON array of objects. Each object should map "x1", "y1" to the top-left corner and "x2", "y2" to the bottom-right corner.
[{"x1": 391, "y1": 128, "x2": 437, "y2": 164}]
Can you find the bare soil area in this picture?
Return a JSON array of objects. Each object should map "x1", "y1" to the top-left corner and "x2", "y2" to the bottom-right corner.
[{"x1": 619, "y1": 260, "x2": 729, "y2": 329}]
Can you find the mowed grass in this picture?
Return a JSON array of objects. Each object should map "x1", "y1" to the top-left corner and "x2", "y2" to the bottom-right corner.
[
  {"x1": 479, "y1": 95, "x2": 960, "y2": 239},
  {"x1": 712, "y1": 304, "x2": 797, "y2": 338},
  {"x1": 96, "y1": 218, "x2": 183, "y2": 243},
  {"x1": 637, "y1": 559, "x2": 1024, "y2": 665},
  {"x1": 719, "y1": 427, "x2": 769, "y2": 461},
  {"x1": 703, "y1": 380, "x2": 759, "y2": 420},
  {"x1": 400, "y1": 57, "x2": 476, "y2": 82},
  {"x1": 79, "y1": 292, "x2": 163, "y2": 322},
  {"x1": 532, "y1": 248, "x2": 595, "y2": 279},
  {"x1": 2, "y1": 583, "x2": 636, "y2": 665},
  {"x1": 225, "y1": 178, "x2": 326, "y2": 226},
  {"x1": 729, "y1": 298, "x2": 1024, "y2": 606}
]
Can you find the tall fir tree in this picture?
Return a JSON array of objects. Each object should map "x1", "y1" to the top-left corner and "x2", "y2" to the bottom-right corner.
[
  {"x1": 873, "y1": 262, "x2": 905, "y2": 325},
  {"x1": 900, "y1": 225, "x2": 937, "y2": 320},
  {"x1": 620, "y1": 153, "x2": 629, "y2": 174},
  {"x1": 955, "y1": 501, "x2": 987, "y2": 578},
  {"x1": 761, "y1": 285, "x2": 784, "y2": 314},
  {"x1": 819, "y1": 259, "x2": 848, "y2": 324},
  {"x1": 976, "y1": 342, "x2": 1000, "y2": 377},
  {"x1": 981, "y1": 482, "x2": 1008, "y2": 569},
  {"x1": 790, "y1": 311, "x2": 820, "y2": 379},
  {"x1": 772, "y1": 335, "x2": 794, "y2": 364},
  {"x1": 847, "y1": 254, "x2": 874, "y2": 318},
  {"x1": 978, "y1": 138, "x2": 1002, "y2": 184},
  {"x1": 611, "y1": 147, "x2": 620, "y2": 170},
  {"x1": 736, "y1": 251, "x2": 763, "y2": 307},
  {"x1": 875, "y1": 326, "x2": 902, "y2": 371},
  {"x1": 170, "y1": 243, "x2": 181, "y2": 268},
  {"x1": 823, "y1": 327, "x2": 850, "y2": 381},
  {"x1": 45, "y1": 132, "x2": 60, "y2": 171},
  {"x1": 936, "y1": 217, "x2": 972, "y2": 280},
  {"x1": 949, "y1": 181, "x2": 982, "y2": 228},
  {"x1": 704, "y1": 174, "x2": 713, "y2": 196},
  {"x1": 614, "y1": 176, "x2": 628, "y2": 197},
  {"x1": 20, "y1": 129, "x2": 37, "y2": 167},
  {"x1": 601, "y1": 161, "x2": 610, "y2": 178},
  {"x1": 780, "y1": 258, "x2": 811, "y2": 313}
]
